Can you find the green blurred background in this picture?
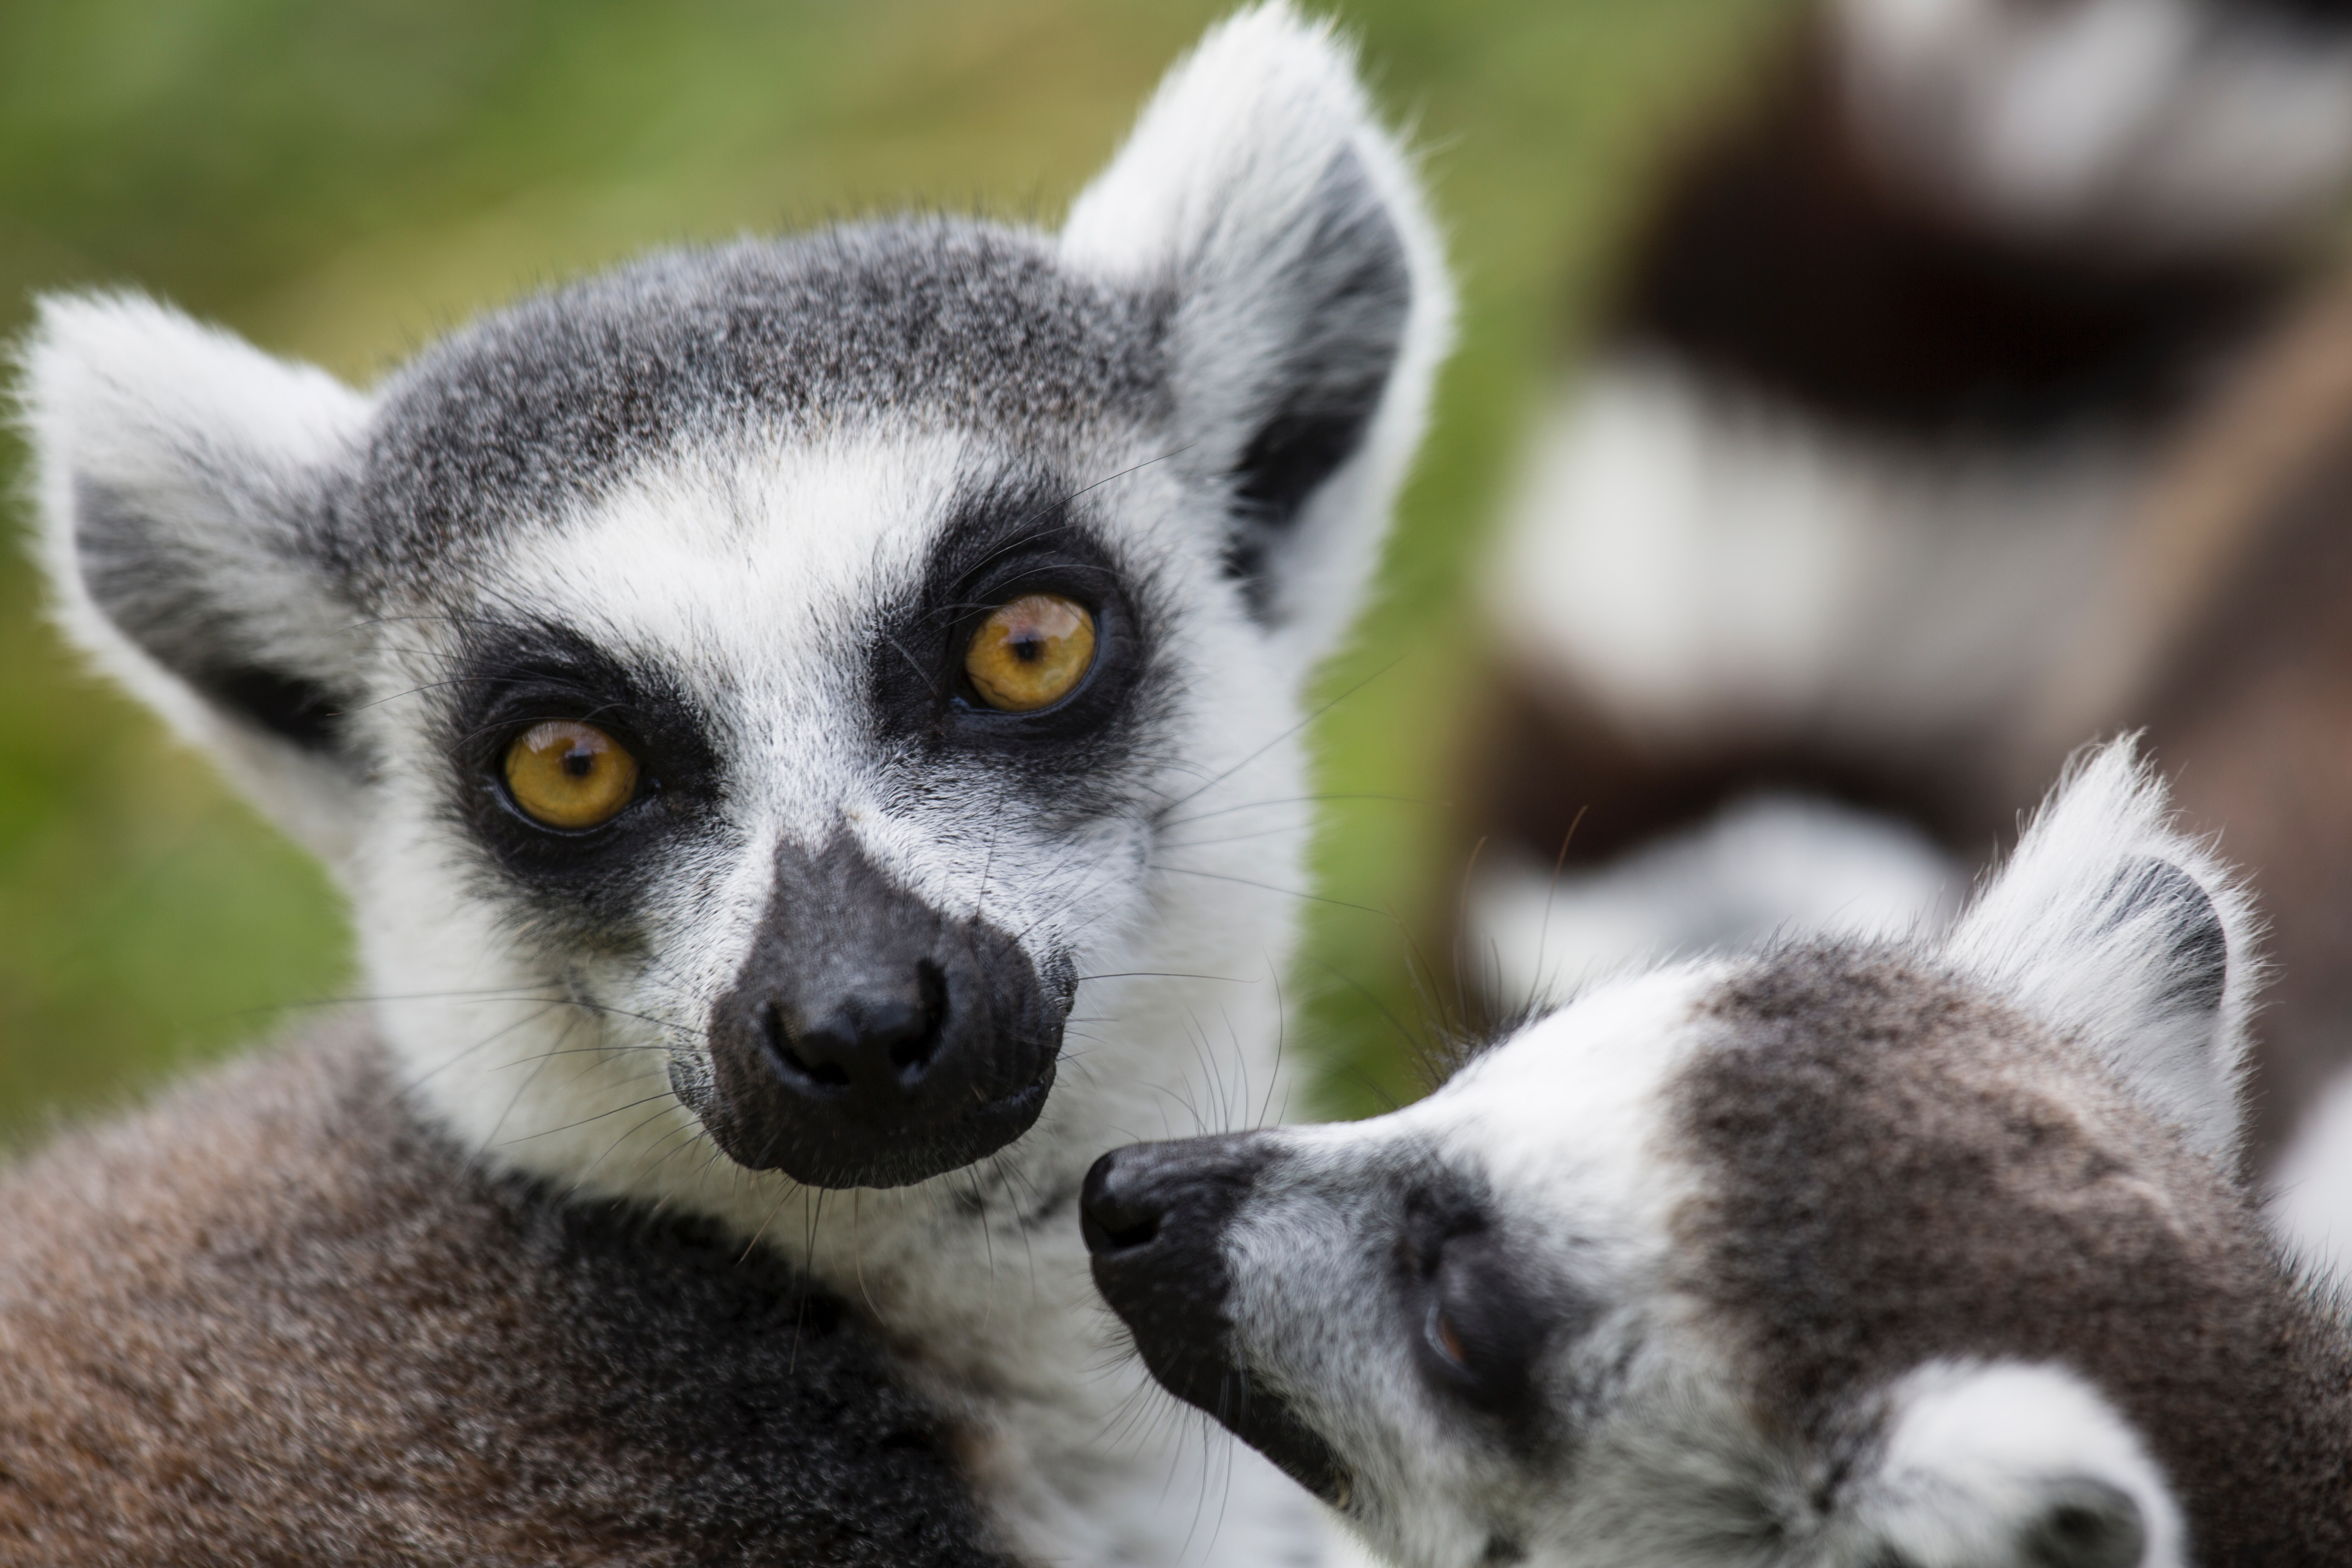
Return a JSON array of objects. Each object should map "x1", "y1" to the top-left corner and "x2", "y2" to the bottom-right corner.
[{"x1": 0, "y1": 0, "x2": 1787, "y2": 1144}]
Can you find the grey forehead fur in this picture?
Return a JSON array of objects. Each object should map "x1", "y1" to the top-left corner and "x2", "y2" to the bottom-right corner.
[
  {"x1": 331, "y1": 219, "x2": 1174, "y2": 598},
  {"x1": 1669, "y1": 942, "x2": 2352, "y2": 1563}
]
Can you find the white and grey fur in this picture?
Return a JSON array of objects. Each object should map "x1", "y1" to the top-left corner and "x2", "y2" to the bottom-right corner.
[
  {"x1": 1088, "y1": 742, "x2": 2352, "y2": 1566},
  {"x1": 5, "y1": 7, "x2": 1451, "y2": 1562},
  {"x1": 1463, "y1": 0, "x2": 2352, "y2": 1014}
]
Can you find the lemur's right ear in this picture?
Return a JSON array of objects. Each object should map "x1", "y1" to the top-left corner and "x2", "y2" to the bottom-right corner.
[
  {"x1": 1944, "y1": 739, "x2": 2261, "y2": 1161},
  {"x1": 1849, "y1": 1361, "x2": 2182, "y2": 1568},
  {"x1": 1061, "y1": 2, "x2": 1452, "y2": 676},
  {"x1": 15, "y1": 292, "x2": 374, "y2": 862}
]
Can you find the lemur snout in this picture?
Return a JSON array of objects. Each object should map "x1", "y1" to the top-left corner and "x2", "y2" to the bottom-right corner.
[
  {"x1": 696, "y1": 833, "x2": 1064, "y2": 1189},
  {"x1": 1081, "y1": 1137, "x2": 1257, "y2": 1259},
  {"x1": 1083, "y1": 1136, "x2": 1350, "y2": 1507},
  {"x1": 1081, "y1": 1137, "x2": 1267, "y2": 1393}
]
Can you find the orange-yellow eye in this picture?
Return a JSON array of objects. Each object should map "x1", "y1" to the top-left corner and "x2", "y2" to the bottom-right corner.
[
  {"x1": 503, "y1": 720, "x2": 639, "y2": 830},
  {"x1": 964, "y1": 593, "x2": 1097, "y2": 713}
]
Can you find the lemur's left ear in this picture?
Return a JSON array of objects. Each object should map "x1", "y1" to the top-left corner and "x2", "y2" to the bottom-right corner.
[
  {"x1": 1945, "y1": 738, "x2": 2261, "y2": 1160},
  {"x1": 14, "y1": 292, "x2": 375, "y2": 863},
  {"x1": 1845, "y1": 1361, "x2": 2182, "y2": 1568},
  {"x1": 1061, "y1": 2, "x2": 1452, "y2": 670}
]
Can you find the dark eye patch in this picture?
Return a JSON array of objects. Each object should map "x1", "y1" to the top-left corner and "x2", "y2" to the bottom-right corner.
[
  {"x1": 867, "y1": 467, "x2": 1158, "y2": 810},
  {"x1": 1398, "y1": 1181, "x2": 1582, "y2": 1437},
  {"x1": 437, "y1": 620, "x2": 720, "y2": 931},
  {"x1": 1423, "y1": 1230, "x2": 1549, "y2": 1418}
]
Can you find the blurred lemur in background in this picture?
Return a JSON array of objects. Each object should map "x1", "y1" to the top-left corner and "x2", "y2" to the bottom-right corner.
[
  {"x1": 1458, "y1": 0, "x2": 2352, "y2": 1157},
  {"x1": 0, "y1": 7, "x2": 1450, "y2": 1563}
]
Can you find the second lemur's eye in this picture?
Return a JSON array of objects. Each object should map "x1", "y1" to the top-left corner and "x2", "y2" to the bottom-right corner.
[
  {"x1": 504, "y1": 720, "x2": 639, "y2": 830},
  {"x1": 1428, "y1": 1304, "x2": 1469, "y2": 1368},
  {"x1": 964, "y1": 593, "x2": 1096, "y2": 712},
  {"x1": 1404, "y1": 1215, "x2": 1554, "y2": 1423}
]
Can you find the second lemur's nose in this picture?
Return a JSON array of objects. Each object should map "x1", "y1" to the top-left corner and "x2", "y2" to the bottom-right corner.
[
  {"x1": 1080, "y1": 1147, "x2": 1173, "y2": 1255},
  {"x1": 1080, "y1": 1135, "x2": 1274, "y2": 1263},
  {"x1": 1081, "y1": 1135, "x2": 1282, "y2": 1419}
]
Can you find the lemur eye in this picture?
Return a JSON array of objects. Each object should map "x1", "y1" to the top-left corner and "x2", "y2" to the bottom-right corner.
[
  {"x1": 1407, "y1": 1221, "x2": 1554, "y2": 1422},
  {"x1": 964, "y1": 593, "x2": 1096, "y2": 712},
  {"x1": 1428, "y1": 1304, "x2": 1469, "y2": 1369},
  {"x1": 503, "y1": 720, "x2": 640, "y2": 830}
]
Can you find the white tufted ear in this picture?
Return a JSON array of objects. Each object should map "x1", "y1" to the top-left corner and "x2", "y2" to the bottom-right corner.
[
  {"x1": 1061, "y1": 1, "x2": 1452, "y2": 674},
  {"x1": 1944, "y1": 739, "x2": 2260, "y2": 1161},
  {"x1": 13, "y1": 291, "x2": 376, "y2": 864},
  {"x1": 1841, "y1": 1361, "x2": 2181, "y2": 1568}
]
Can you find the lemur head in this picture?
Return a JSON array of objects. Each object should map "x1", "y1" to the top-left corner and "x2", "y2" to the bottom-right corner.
[
  {"x1": 1088, "y1": 742, "x2": 2269, "y2": 1568},
  {"x1": 13, "y1": 7, "x2": 1448, "y2": 1205}
]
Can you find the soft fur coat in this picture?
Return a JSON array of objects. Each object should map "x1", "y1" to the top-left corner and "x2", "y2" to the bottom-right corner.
[{"x1": 0, "y1": 1028, "x2": 1009, "y2": 1566}]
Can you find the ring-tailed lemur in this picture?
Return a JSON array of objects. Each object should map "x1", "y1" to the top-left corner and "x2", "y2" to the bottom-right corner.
[
  {"x1": 0, "y1": 7, "x2": 1450, "y2": 1562},
  {"x1": 1458, "y1": 0, "x2": 2352, "y2": 1037},
  {"x1": 1088, "y1": 742, "x2": 2352, "y2": 1567}
]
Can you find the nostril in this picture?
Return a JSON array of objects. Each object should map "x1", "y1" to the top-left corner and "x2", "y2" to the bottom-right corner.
[
  {"x1": 886, "y1": 1030, "x2": 931, "y2": 1075},
  {"x1": 1099, "y1": 1211, "x2": 1160, "y2": 1250},
  {"x1": 883, "y1": 961, "x2": 950, "y2": 1083},
  {"x1": 790, "y1": 1047, "x2": 852, "y2": 1089},
  {"x1": 759, "y1": 1002, "x2": 852, "y2": 1090},
  {"x1": 1080, "y1": 1150, "x2": 1171, "y2": 1257}
]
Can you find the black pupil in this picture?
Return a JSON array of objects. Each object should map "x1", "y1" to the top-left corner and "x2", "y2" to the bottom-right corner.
[
  {"x1": 562, "y1": 746, "x2": 595, "y2": 778},
  {"x1": 1012, "y1": 630, "x2": 1045, "y2": 664}
]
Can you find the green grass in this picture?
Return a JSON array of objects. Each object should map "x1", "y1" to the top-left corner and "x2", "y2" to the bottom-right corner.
[{"x1": 0, "y1": 0, "x2": 1789, "y2": 1140}]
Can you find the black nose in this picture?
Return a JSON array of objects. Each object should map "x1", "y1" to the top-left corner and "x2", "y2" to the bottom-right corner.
[
  {"x1": 1079, "y1": 1143, "x2": 1182, "y2": 1256},
  {"x1": 695, "y1": 833, "x2": 1066, "y2": 1189},
  {"x1": 758, "y1": 959, "x2": 948, "y2": 1110},
  {"x1": 1081, "y1": 1135, "x2": 1351, "y2": 1508},
  {"x1": 1080, "y1": 1137, "x2": 1273, "y2": 1400}
]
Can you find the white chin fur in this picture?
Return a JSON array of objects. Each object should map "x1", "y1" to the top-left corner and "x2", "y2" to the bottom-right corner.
[
  {"x1": 1467, "y1": 793, "x2": 1960, "y2": 1012},
  {"x1": 1836, "y1": 0, "x2": 2352, "y2": 251},
  {"x1": 1488, "y1": 362, "x2": 2136, "y2": 754}
]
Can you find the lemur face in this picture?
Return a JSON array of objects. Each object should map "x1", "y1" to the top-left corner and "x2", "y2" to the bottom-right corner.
[
  {"x1": 19, "y1": 8, "x2": 1450, "y2": 1201},
  {"x1": 1090, "y1": 745, "x2": 2255, "y2": 1568},
  {"x1": 365, "y1": 324, "x2": 1198, "y2": 1190},
  {"x1": 1086, "y1": 965, "x2": 1739, "y2": 1568}
]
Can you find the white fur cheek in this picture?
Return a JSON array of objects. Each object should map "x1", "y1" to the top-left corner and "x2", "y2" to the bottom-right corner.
[
  {"x1": 347, "y1": 775, "x2": 699, "y2": 1173},
  {"x1": 340, "y1": 648, "x2": 787, "y2": 1219},
  {"x1": 1009, "y1": 542, "x2": 1321, "y2": 1148}
]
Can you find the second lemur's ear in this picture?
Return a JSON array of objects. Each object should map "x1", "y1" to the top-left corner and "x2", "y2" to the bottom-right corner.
[
  {"x1": 1846, "y1": 1361, "x2": 2182, "y2": 1568},
  {"x1": 1061, "y1": 2, "x2": 1452, "y2": 671},
  {"x1": 1945, "y1": 739, "x2": 2261, "y2": 1161},
  {"x1": 14, "y1": 292, "x2": 375, "y2": 863}
]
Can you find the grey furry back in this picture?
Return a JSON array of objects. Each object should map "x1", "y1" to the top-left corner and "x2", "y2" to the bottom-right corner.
[{"x1": 0, "y1": 1027, "x2": 1012, "y2": 1567}]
